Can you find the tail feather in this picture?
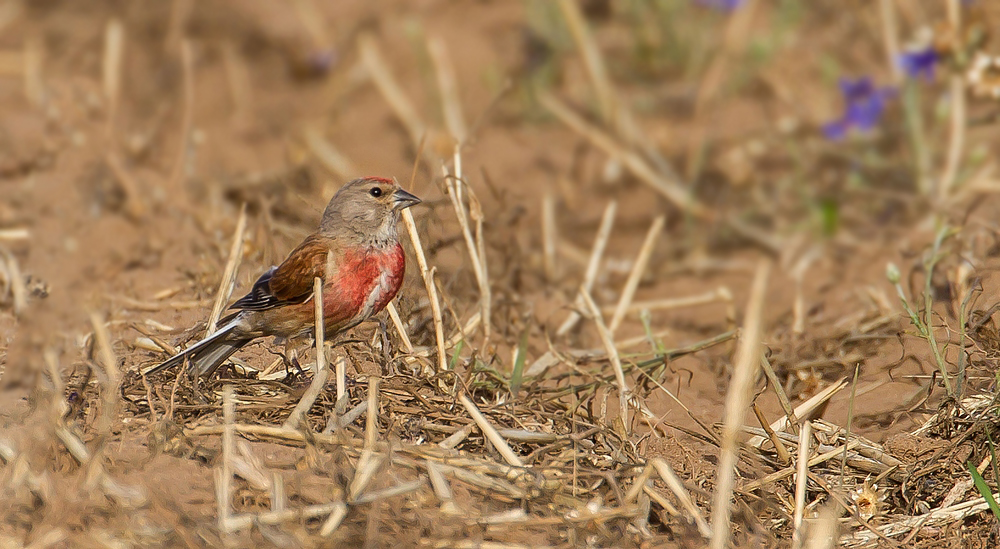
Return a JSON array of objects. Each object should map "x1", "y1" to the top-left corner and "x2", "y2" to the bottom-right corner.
[{"x1": 143, "y1": 318, "x2": 252, "y2": 378}]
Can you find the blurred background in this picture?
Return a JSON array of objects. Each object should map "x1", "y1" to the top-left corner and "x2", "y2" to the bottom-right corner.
[{"x1": 4, "y1": 0, "x2": 1000, "y2": 546}]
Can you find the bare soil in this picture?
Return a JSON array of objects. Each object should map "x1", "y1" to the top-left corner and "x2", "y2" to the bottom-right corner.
[{"x1": 4, "y1": 1, "x2": 1000, "y2": 547}]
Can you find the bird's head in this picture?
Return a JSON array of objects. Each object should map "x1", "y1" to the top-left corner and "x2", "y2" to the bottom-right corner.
[{"x1": 319, "y1": 177, "x2": 421, "y2": 246}]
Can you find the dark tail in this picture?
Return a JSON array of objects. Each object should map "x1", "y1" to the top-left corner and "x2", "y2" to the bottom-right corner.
[{"x1": 143, "y1": 317, "x2": 253, "y2": 378}]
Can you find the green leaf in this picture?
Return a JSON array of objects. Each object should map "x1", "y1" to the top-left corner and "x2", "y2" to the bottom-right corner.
[
  {"x1": 448, "y1": 340, "x2": 465, "y2": 371},
  {"x1": 967, "y1": 460, "x2": 1000, "y2": 524},
  {"x1": 988, "y1": 434, "x2": 1000, "y2": 495},
  {"x1": 509, "y1": 326, "x2": 530, "y2": 399}
]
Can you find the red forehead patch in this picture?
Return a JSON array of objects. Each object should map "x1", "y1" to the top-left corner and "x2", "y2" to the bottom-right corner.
[{"x1": 362, "y1": 176, "x2": 394, "y2": 184}]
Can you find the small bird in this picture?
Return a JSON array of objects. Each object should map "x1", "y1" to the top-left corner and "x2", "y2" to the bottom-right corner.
[{"x1": 146, "y1": 177, "x2": 421, "y2": 378}]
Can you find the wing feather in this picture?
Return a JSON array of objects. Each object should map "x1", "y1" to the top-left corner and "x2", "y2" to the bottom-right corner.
[{"x1": 230, "y1": 235, "x2": 330, "y2": 311}]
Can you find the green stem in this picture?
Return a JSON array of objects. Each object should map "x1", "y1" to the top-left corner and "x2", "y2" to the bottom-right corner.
[{"x1": 902, "y1": 82, "x2": 932, "y2": 195}]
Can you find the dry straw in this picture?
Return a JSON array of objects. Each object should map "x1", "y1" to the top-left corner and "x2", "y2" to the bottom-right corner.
[
  {"x1": 938, "y1": 0, "x2": 967, "y2": 200},
  {"x1": 169, "y1": 39, "x2": 194, "y2": 194},
  {"x1": 304, "y1": 127, "x2": 360, "y2": 184},
  {"x1": 459, "y1": 394, "x2": 524, "y2": 468},
  {"x1": 206, "y1": 203, "x2": 247, "y2": 335},
  {"x1": 102, "y1": 20, "x2": 123, "y2": 133},
  {"x1": 791, "y1": 421, "x2": 813, "y2": 549},
  {"x1": 580, "y1": 289, "x2": 630, "y2": 430},
  {"x1": 709, "y1": 259, "x2": 770, "y2": 549},
  {"x1": 282, "y1": 277, "x2": 329, "y2": 430},
  {"x1": 541, "y1": 192, "x2": 558, "y2": 281},
  {"x1": 557, "y1": 201, "x2": 616, "y2": 336},
  {"x1": 23, "y1": 36, "x2": 43, "y2": 107},
  {"x1": 401, "y1": 202, "x2": 447, "y2": 372},
  {"x1": 609, "y1": 215, "x2": 665, "y2": 333}
]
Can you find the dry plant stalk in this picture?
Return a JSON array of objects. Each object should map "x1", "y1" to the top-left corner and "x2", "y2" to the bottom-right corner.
[
  {"x1": 105, "y1": 153, "x2": 146, "y2": 221},
  {"x1": 349, "y1": 453, "x2": 384, "y2": 503},
  {"x1": 102, "y1": 20, "x2": 123, "y2": 132},
  {"x1": 303, "y1": 127, "x2": 360, "y2": 184},
  {"x1": 335, "y1": 354, "x2": 347, "y2": 403},
  {"x1": 0, "y1": 227, "x2": 29, "y2": 241},
  {"x1": 603, "y1": 288, "x2": 730, "y2": 315},
  {"x1": 538, "y1": 92, "x2": 707, "y2": 218},
  {"x1": 683, "y1": 0, "x2": 759, "y2": 179},
  {"x1": 359, "y1": 33, "x2": 450, "y2": 366},
  {"x1": 169, "y1": 39, "x2": 194, "y2": 193},
  {"x1": 271, "y1": 472, "x2": 285, "y2": 512},
  {"x1": 624, "y1": 464, "x2": 655, "y2": 503},
  {"x1": 709, "y1": 259, "x2": 771, "y2": 549},
  {"x1": 426, "y1": 459, "x2": 459, "y2": 514},
  {"x1": 791, "y1": 421, "x2": 813, "y2": 549},
  {"x1": 442, "y1": 149, "x2": 491, "y2": 341},
  {"x1": 23, "y1": 36, "x2": 42, "y2": 107},
  {"x1": 938, "y1": 0, "x2": 966, "y2": 200},
  {"x1": 219, "y1": 384, "x2": 236, "y2": 533},
  {"x1": 557, "y1": 201, "x2": 616, "y2": 336},
  {"x1": 759, "y1": 352, "x2": 800, "y2": 433},
  {"x1": 427, "y1": 36, "x2": 466, "y2": 143},
  {"x1": 878, "y1": 0, "x2": 903, "y2": 83},
  {"x1": 746, "y1": 379, "x2": 847, "y2": 448},
  {"x1": 46, "y1": 350, "x2": 92, "y2": 464},
  {"x1": 1, "y1": 247, "x2": 26, "y2": 316},
  {"x1": 439, "y1": 423, "x2": 474, "y2": 450},
  {"x1": 580, "y1": 290, "x2": 630, "y2": 430},
  {"x1": 839, "y1": 497, "x2": 989, "y2": 547},
  {"x1": 385, "y1": 301, "x2": 414, "y2": 353},
  {"x1": 163, "y1": 0, "x2": 192, "y2": 53},
  {"x1": 752, "y1": 403, "x2": 791, "y2": 465},
  {"x1": 401, "y1": 207, "x2": 447, "y2": 371},
  {"x1": 221, "y1": 41, "x2": 252, "y2": 121},
  {"x1": 283, "y1": 277, "x2": 329, "y2": 430},
  {"x1": 319, "y1": 502, "x2": 349, "y2": 537},
  {"x1": 470, "y1": 189, "x2": 490, "y2": 341},
  {"x1": 651, "y1": 458, "x2": 711, "y2": 538},
  {"x1": 542, "y1": 193, "x2": 558, "y2": 280},
  {"x1": 365, "y1": 376, "x2": 380, "y2": 451},
  {"x1": 349, "y1": 378, "x2": 383, "y2": 502},
  {"x1": 206, "y1": 203, "x2": 247, "y2": 335},
  {"x1": 358, "y1": 34, "x2": 425, "y2": 148},
  {"x1": 609, "y1": 215, "x2": 665, "y2": 332},
  {"x1": 790, "y1": 249, "x2": 820, "y2": 336},
  {"x1": 804, "y1": 504, "x2": 839, "y2": 549},
  {"x1": 226, "y1": 501, "x2": 348, "y2": 531},
  {"x1": 459, "y1": 394, "x2": 524, "y2": 467},
  {"x1": 292, "y1": 0, "x2": 329, "y2": 52},
  {"x1": 555, "y1": 0, "x2": 614, "y2": 121},
  {"x1": 743, "y1": 439, "x2": 860, "y2": 492}
]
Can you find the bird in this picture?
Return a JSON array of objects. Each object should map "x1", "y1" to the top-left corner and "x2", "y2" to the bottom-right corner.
[{"x1": 145, "y1": 176, "x2": 421, "y2": 378}]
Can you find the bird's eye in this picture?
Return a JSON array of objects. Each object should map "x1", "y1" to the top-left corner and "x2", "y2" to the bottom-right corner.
[{"x1": 369, "y1": 187, "x2": 383, "y2": 197}]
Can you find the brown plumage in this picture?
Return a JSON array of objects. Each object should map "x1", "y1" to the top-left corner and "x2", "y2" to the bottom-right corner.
[{"x1": 146, "y1": 177, "x2": 420, "y2": 378}]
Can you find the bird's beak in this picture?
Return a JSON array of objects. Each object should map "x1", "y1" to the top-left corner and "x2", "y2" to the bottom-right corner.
[{"x1": 392, "y1": 188, "x2": 422, "y2": 210}]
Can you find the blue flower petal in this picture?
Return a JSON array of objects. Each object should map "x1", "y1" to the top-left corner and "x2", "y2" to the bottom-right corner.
[
  {"x1": 898, "y1": 48, "x2": 938, "y2": 81},
  {"x1": 822, "y1": 78, "x2": 895, "y2": 139},
  {"x1": 693, "y1": 0, "x2": 744, "y2": 12}
]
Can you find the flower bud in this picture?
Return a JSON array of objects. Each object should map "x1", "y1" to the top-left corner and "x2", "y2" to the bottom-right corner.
[{"x1": 886, "y1": 263, "x2": 901, "y2": 284}]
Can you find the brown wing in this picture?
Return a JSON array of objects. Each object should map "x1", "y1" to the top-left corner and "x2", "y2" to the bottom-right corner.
[
  {"x1": 270, "y1": 235, "x2": 332, "y2": 301},
  {"x1": 230, "y1": 234, "x2": 331, "y2": 311}
]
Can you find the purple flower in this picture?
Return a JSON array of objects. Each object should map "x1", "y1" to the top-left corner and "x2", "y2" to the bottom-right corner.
[
  {"x1": 694, "y1": 0, "x2": 744, "y2": 12},
  {"x1": 899, "y1": 47, "x2": 939, "y2": 81},
  {"x1": 822, "y1": 78, "x2": 895, "y2": 140}
]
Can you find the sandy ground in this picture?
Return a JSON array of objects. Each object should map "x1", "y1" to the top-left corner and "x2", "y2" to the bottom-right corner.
[{"x1": 3, "y1": 1, "x2": 1000, "y2": 547}]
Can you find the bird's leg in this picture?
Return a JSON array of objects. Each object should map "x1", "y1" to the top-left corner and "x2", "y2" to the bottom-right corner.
[
  {"x1": 286, "y1": 347, "x2": 308, "y2": 381},
  {"x1": 375, "y1": 314, "x2": 392, "y2": 367},
  {"x1": 187, "y1": 356, "x2": 207, "y2": 404}
]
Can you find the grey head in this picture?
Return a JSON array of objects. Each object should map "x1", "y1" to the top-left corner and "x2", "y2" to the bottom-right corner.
[{"x1": 318, "y1": 177, "x2": 421, "y2": 247}]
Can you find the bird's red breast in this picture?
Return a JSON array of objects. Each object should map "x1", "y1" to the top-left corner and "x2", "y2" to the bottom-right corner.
[{"x1": 323, "y1": 243, "x2": 405, "y2": 331}]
